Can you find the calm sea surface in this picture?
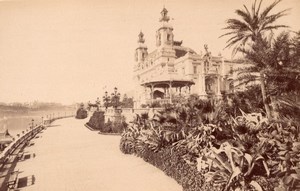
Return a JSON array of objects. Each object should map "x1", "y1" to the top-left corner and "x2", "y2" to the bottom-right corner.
[{"x1": 0, "y1": 109, "x2": 76, "y2": 137}]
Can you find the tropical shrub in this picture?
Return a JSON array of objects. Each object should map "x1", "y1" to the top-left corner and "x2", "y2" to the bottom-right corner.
[
  {"x1": 197, "y1": 110, "x2": 300, "y2": 191},
  {"x1": 120, "y1": 95, "x2": 300, "y2": 191},
  {"x1": 104, "y1": 120, "x2": 127, "y2": 134}
]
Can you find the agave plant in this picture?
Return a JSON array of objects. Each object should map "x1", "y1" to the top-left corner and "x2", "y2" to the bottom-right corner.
[
  {"x1": 259, "y1": 123, "x2": 300, "y2": 190},
  {"x1": 197, "y1": 141, "x2": 271, "y2": 191}
]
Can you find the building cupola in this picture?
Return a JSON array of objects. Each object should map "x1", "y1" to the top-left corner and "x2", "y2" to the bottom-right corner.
[
  {"x1": 156, "y1": 7, "x2": 174, "y2": 47},
  {"x1": 135, "y1": 31, "x2": 148, "y2": 64}
]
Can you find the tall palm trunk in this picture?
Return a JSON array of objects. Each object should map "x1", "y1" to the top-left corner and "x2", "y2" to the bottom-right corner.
[{"x1": 259, "y1": 71, "x2": 272, "y2": 120}]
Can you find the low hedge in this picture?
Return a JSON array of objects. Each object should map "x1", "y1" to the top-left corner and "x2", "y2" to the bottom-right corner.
[
  {"x1": 87, "y1": 111, "x2": 127, "y2": 134},
  {"x1": 75, "y1": 108, "x2": 88, "y2": 119},
  {"x1": 120, "y1": 138, "x2": 216, "y2": 191},
  {"x1": 86, "y1": 111, "x2": 105, "y2": 129}
]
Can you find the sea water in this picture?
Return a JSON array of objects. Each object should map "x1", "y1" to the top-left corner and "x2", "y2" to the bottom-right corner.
[{"x1": 0, "y1": 110, "x2": 75, "y2": 137}]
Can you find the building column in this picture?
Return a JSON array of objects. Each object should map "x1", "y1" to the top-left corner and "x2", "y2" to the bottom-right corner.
[
  {"x1": 150, "y1": 84, "x2": 154, "y2": 104},
  {"x1": 216, "y1": 76, "x2": 222, "y2": 98},
  {"x1": 199, "y1": 74, "x2": 207, "y2": 99}
]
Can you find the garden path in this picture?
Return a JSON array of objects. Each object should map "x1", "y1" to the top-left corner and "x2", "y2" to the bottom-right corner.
[{"x1": 13, "y1": 118, "x2": 181, "y2": 191}]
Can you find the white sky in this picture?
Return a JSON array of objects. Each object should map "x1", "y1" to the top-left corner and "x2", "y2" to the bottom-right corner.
[{"x1": 0, "y1": 0, "x2": 299, "y2": 104}]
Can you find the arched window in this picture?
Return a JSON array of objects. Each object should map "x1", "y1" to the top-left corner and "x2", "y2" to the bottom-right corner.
[{"x1": 142, "y1": 53, "x2": 145, "y2": 60}]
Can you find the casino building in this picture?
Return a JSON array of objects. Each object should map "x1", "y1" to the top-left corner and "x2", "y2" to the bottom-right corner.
[{"x1": 133, "y1": 8, "x2": 235, "y2": 108}]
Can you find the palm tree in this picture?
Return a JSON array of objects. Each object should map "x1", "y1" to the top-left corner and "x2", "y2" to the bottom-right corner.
[
  {"x1": 240, "y1": 31, "x2": 300, "y2": 119},
  {"x1": 221, "y1": 0, "x2": 289, "y2": 120}
]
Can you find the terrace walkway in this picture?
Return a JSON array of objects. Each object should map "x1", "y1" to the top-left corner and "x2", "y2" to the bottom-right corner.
[{"x1": 3, "y1": 118, "x2": 181, "y2": 191}]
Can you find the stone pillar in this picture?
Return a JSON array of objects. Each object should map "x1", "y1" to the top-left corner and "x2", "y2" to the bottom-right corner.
[
  {"x1": 216, "y1": 76, "x2": 222, "y2": 98},
  {"x1": 150, "y1": 84, "x2": 154, "y2": 104},
  {"x1": 199, "y1": 74, "x2": 207, "y2": 99},
  {"x1": 169, "y1": 82, "x2": 172, "y2": 103}
]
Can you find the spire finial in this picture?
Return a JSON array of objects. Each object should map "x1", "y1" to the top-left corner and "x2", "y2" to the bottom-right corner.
[
  {"x1": 138, "y1": 31, "x2": 145, "y2": 43},
  {"x1": 159, "y1": 7, "x2": 170, "y2": 22}
]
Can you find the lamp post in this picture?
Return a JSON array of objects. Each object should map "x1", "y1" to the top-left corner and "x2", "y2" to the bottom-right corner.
[
  {"x1": 111, "y1": 87, "x2": 121, "y2": 109},
  {"x1": 103, "y1": 91, "x2": 111, "y2": 111},
  {"x1": 31, "y1": 119, "x2": 34, "y2": 130}
]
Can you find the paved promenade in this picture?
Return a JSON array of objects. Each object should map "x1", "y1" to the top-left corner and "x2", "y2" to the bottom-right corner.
[{"x1": 9, "y1": 118, "x2": 181, "y2": 191}]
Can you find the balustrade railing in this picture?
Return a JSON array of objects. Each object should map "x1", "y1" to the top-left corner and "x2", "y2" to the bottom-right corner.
[
  {"x1": 146, "y1": 99, "x2": 171, "y2": 105},
  {"x1": 0, "y1": 125, "x2": 43, "y2": 165}
]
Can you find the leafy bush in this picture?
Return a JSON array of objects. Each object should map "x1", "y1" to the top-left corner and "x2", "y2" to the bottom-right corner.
[
  {"x1": 120, "y1": 95, "x2": 300, "y2": 191},
  {"x1": 87, "y1": 111, "x2": 127, "y2": 134},
  {"x1": 103, "y1": 120, "x2": 127, "y2": 134},
  {"x1": 86, "y1": 111, "x2": 105, "y2": 129},
  {"x1": 75, "y1": 108, "x2": 88, "y2": 119}
]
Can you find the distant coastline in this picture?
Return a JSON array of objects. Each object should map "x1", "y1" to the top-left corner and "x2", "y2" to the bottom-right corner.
[
  {"x1": 0, "y1": 103, "x2": 76, "y2": 136},
  {"x1": 0, "y1": 102, "x2": 76, "y2": 118}
]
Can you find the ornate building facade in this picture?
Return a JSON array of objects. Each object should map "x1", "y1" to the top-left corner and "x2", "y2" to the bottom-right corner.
[{"x1": 133, "y1": 8, "x2": 235, "y2": 108}]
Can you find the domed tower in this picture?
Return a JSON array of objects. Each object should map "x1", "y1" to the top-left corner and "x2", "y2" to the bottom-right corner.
[
  {"x1": 155, "y1": 7, "x2": 176, "y2": 72},
  {"x1": 133, "y1": 31, "x2": 148, "y2": 108},
  {"x1": 156, "y1": 7, "x2": 174, "y2": 47},
  {"x1": 135, "y1": 31, "x2": 148, "y2": 66}
]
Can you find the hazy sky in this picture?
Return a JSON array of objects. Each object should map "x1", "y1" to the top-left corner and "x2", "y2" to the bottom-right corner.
[{"x1": 0, "y1": 0, "x2": 299, "y2": 104}]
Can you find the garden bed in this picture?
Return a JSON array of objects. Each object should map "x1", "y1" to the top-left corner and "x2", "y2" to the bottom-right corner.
[
  {"x1": 87, "y1": 111, "x2": 127, "y2": 134},
  {"x1": 119, "y1": 98, "x2": 300, "y2": 191}
]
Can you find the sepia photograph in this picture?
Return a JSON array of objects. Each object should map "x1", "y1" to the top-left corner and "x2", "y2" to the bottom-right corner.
[{"x1": 0, "y1": 0, "x2": 300, "y2": 190}]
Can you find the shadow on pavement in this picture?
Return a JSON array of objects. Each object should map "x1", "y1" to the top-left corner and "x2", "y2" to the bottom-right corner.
[
  {"x1": 47, "y1": 124, "x2": 61, "y2": 128},
  {"x1": 17, "y1": 175, "x2": 35, "y2": 189},
  {"x1": 27, "y1": 142, "x2": 35, "y2": 147},
  {"x1": 22, "y1": 153, "x2": 36, "y2": 161}
]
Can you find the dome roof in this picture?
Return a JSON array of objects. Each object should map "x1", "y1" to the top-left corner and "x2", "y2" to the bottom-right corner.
[{"x1": 173, "y1": 45, "x2": 197, "y2": 58}]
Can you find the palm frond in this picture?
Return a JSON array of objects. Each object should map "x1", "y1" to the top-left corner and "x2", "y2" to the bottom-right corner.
[
  {"x1": 224, "y1": 35, "x2": 244, "y2": 49},
  {"x1": 233, "y1": 74, "x2": 259, "y2": 87},
  {"x1": 260, "y1": 0, "x2": 283, "y2": 21},
  {"x1": 235, "y1": 9, "x2": 252, "y2": 24},
  {"x1": 221, "y1": 0, "x2": 288, "y2": 55},
  {"x1": 225, "y1": 19, "x2": 253, "y2": 32},
  {"x1": 243, "y1": 4, "x2": 251, "y2": 17},
  {"x1": 234, "y1": 65, "x2": 259, "y2": 74},
  {"x1": 259, "y1": 9, "x2": 290, "y2": 31},
  {"x1": 256, "y1": 0, "x2": 263, "y2": 16},
  {"x1": 261, "y1": 25, "x2": 289, "y2": 33},
  {"x1": 252, "y1": 0, "x2": 257, "y2": 18},
  {"x1": 219, "y1": 31, "x2": 241, "y2": 38}
]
